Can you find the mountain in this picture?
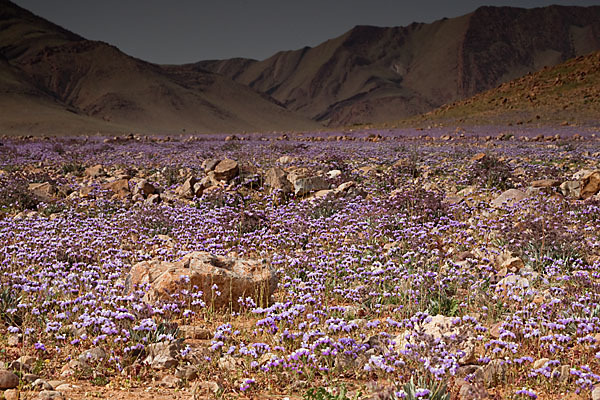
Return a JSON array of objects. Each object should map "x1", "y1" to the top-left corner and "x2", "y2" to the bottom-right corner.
[
  {"x1": 195, "y1": 5, "x2": 600, "y2": 126},
  {"x1": 0, "y1": 0, "x2": 319, "y2": 135},
  {"x1": 411, "y1": 51, "x2": 600, "y2": 126}
]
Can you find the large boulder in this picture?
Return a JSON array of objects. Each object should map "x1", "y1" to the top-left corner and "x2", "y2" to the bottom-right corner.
[{"x1": 127, "y1": 252, "x2": 278, "y2": 310}]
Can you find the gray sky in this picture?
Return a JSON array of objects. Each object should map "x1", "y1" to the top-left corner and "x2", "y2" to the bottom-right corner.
[{"x1": 12, "y1": 0, "x2": 600, "y2": 64}]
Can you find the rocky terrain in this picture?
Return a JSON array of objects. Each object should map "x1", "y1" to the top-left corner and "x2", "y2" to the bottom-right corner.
[
  {"x1": 196, "y1": 5, "x2": 600, "y2": 126},
  {"x1": 0, "y1": 128, "x2": 600, "y2": 399},
  {"x1": 413, "y1": 51, "x2": 600, "y2": 128}
]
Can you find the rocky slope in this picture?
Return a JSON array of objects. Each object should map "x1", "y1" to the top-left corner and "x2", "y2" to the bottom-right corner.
[
  {"x1": 0, "y1": 0, "x2": 320, "y2": 135},
  {"x1": 415, "y1": 51, "x2": 600, "y2": 126},
  {"x1": 195, "y1": 5, "x2": 600, "y2": 126}
]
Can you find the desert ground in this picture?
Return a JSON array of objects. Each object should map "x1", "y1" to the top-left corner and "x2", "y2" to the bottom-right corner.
[{"x1": 1, "y1": 127, "x2": 599, "y2": 400}]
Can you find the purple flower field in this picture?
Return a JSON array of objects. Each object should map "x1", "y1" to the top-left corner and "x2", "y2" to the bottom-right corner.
[{"x1": 0, "y1": 129, "x2": 599, "y2": 399}]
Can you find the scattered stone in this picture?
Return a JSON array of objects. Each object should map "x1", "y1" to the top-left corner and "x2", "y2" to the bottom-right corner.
[
  {"x1": 59, "y1": 360, "x2": 81, "y2": 378},
  {"x1": 327, "y1": 169, "x2": 342, "y2": 179},
  {"x1": 277, "y1": 156, "x2": 295, "y2": 164},
  {"x1": 491, "y1": 189, "x2": 527, "y2": 208},
  {"x1": 552, "y1": 365, "x2": 570, "y2": 382},
  {"x1": 217, "y1": 355, "x2": 238, "y2": 371},
  {"x1": 579, "y1": 170, "x2": 600, "y2": 199},
  {"x1": 28, "y1": 182, "x2": 56, "y2": 202},
  {"x1": 159, "y1": 374, "x2": 180, "y2": 388},
  {"x1": 0, "y1": 370, "x2": 19, "y2": 389},
  {"x1": 459, "y1": 382, "x2": 490, "y2": 399},
  {"x1": 592, "y1": 385, "x2": 600, "y2": 400},
  {"x1": 530, "y1": 179, "x2": 560, "y2": 188},
  {"x1": 4, "y1": 389, "x2": 18, "y2": 400},
  {"x1": 37, "y1": 390, "x2": 64, "y2": 400},
  {"x1": 175, "y1": 365, "x2": 198, "y2": 380},
  {"x1": 127, "y1": 251, "x2": 278, "y2": 310},
  {"x1": 560, "y1": 181, "x2": 581, "y2": 198},
  {"x1": 145, "y1": 193, "x2": 161, "y2": 205},
  {"x1": 202, "y1": 159, "x2": 220, "y2": 173},
  {"x1": 7, "y1": 335, "x2": 19, "y2": 347},
  {"x1": 103, "y1": 179, "x2": 130, "y2": 198},
  {"x1": 32, "y1": 378, "x2": 53, "y2": 390},
  {"x1": 176, "y1": 177, "x2": 199, "y2": 199},
  {"x1": 264, "y1": 167, "x2": 293, "y2": 195},
  {"x1": 481, "y1": 359, "x2": 506, "y2": 386},
  {"x1": 532, "y1": 358, "x2": 550, "y2": 369},
  {"x1": 84, "y1": 164, "x2": 104, "y2": 178},
  {"x1": 53, "y1": 384, "x2": 74, "y2": 392},
  {"x1": 287, "y1": 174, "x2": 329, "y2": 197},
  {"x1": 213, "y1": 159, "x2": 239, "y2": 181},
  {"x1": 395, "y1": 315, "x2": 477, "y2": 365},
  {"x1": 192, "y1": 380, "x2": 222, "y2": 396},
  {"x1": 143, "y1": 341, "x2": 182, "y2": 369},
  {"x1": 497, "y1": 274, "x2": 529, "y2": 289},
  {"x1": 78, "y1": 347, "x2": 106, "y2": 366},
  {"x1": 178, "y1": 325, "x2": 212, "y2": 340}
]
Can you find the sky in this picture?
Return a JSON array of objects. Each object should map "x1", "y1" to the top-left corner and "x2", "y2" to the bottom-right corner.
[{"x1": 12, "y1": 0, "x2": 600, "y2": 64}]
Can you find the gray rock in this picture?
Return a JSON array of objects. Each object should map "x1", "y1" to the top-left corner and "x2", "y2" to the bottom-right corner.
[
  {"x1": 33, "y1": 378, "x2": 53, "y2": 390},
  {"x1": 176, "y1": 177, "x2": 198, "y2": 199},
  {"x1": 0, "y1": 370, "x2": 19, "y2": 389},
  {"x1": 37, "y1": 390, "x2": 64, "y2": 400},
  {"x1": 288, "y1": 174, "x2": 329, "y2": 197},
  {"x1": 202, "y1": 159, "x2": 220, "y2": 173},
  {"x1": 560, "y1": 181, "x2": 581, "y2": 198}
]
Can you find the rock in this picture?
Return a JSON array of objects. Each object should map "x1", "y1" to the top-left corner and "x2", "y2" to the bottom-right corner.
[
  {"x1": 489, "y1": 322, "x2": 503, "y2": 339},
  {"x1": 287, "y1": 174, "x2": 329, "y2": 197},
  {"x1": 135, "y1": 180, "x2": 156, "y2": 197},
  {"x1": 7, "y1": 335, "x2": 19, "y2": 347},
  {"x1": 395, "y1": 315, "x2": 477, "y2": 365},
  {"x1": 145, "y1": 193, "x2": 161, "y2": 205},
  {"x1": 560, "y1": 181, "x2": 581, "y2": 198},
  {"x1": 471, "y1": 153, "x2": 487, "y2": 162},
  {"x1": 481, "y1": 359, "x2": 505, "y2": 386},
  {"x1": 4, "y1": 389, "x2": 18, "y2": 400},
  {"x1": 327, "y1": 169, "x2": 342, "y2": 179},
  {"x1": 84, "y1": 164, "x2": 104, "y2": 178},
  {"x1": 103, "y1": 179, "x2": 130, "y2": 198},
  {"x1": 533, "y1": 358, "x2": 550, "y2": 369},
  {"x1": 53, "y1": 384, "x2": 74, "y2": 392},
  {"x1": 224, "y1": 135, "x2": 238, "y2": 142},
  {"x1": 277, "y1": 156, "x2": 295, "y2": 164},
  {"x1": 218, "y1": 355, "x2": 238, "y2": 371},
  {"x1": 175, "y1": 365, "x2": 198, "y2": 380},
  {"x1": 491, "y1": 189, "x2": 527, "y2": 208},
  {"x1": 23, "y1": 373, "x2": 40, "y2": 383},
  {"x1": 127, "y1": 251, "x2": 278, "y2": 310},
  {"x1": 11, "y1": 356, "x2": 36, "y2": 372},
  {"x1": 78, "y1": 347, "x2": 106, "y2": 366},
  {"x1": 497, "y1": 275, "x2": 529, "y2": 289},
  {"x1": 178, "y1": 325, "x2": 212, "y2": 340},
  {"x1": 264, "y1": 167, "x2": 292, "y2": 195},
  {"x1": 213, "y1": 159, "x2": 239, "y2": 181},
  {"x1": 579, "y1": 170, "x2": 600, "y2": 199},
  {"x1": 500, "y1": 256, "x2": 524, "y2": 273},
  {"x1": 192, "y1": 380, "x2": 222, "y2": 396},
  {"x1": 143, "y1": 341, "x2": 182, "y2": 370},
  {"x1": 32, "y1": 378, "x2": 53, "y2": 390},
  {"x1": 159, "y1": 374, "x2": 180, "y2": 388},
  {"x1": 592, "y1": 385, "x2": 600, "y2": 400},
  {"x1": 530, "y1": 179, "x2": 560, "y2": 188},
  {"x1": 459, "y1": 382, "x2": 490, "y2": 399},
  {"x1": 28, "y1": 182, "x2": 56, "y2": 202},
  {"x1": 59, "y1": 360, "x2": 81, "y2": 377},
  {"x1": 202, "y1": 159, "x2": 220, "y2": 173},
  {"x1": 37, "y1": 390, "x2": 64, "y2": 400},
  {"x1": 0, "y1": 370, "x2": 19, "y2": 389},
  {"x1": 176, "y1": 177, "x2": 199, "y2": 199}
]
